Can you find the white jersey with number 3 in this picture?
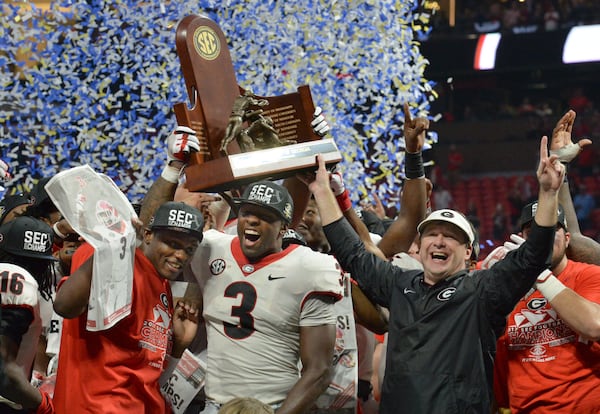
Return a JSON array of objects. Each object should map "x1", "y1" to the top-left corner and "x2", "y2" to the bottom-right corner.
[{"x1": 190, "y1": 230, "x2": 343, "y2": 405}]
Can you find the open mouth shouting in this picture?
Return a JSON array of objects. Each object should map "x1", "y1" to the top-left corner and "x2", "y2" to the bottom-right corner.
[
  {"x1": 244, "y1": 229, "x2": 261, "y2": 246},
  {"x1": 431, "y1": 252, "x2": 448, "y2": 262}
]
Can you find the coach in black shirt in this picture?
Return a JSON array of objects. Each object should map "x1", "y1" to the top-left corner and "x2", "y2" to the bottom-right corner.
[{"x1": 305, "y1": 136, "x2": 564, "y2": 414}]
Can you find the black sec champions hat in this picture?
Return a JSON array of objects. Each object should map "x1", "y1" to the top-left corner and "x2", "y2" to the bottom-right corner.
[
  {"x1": 0, "y1": 216, "x2": 57, "y2": 261},
  {"x1": 148, "y1": 202, "x2": 204, "y2": 241},
  {"x1": 519, "y1": 201, "x2": 567, "y2": 231},
  {"x1": 29, "y1": 177, "x2": 54, "y2": 209},
  {"x1": 0, "y1": 193, "x2": 30, "y2": 225},
  {"x1": 282, "y1": 228, "x2": 307, "y2": 249},
  {"x1": 234, "y1": 180, "x2": 294, "y2": 224}
]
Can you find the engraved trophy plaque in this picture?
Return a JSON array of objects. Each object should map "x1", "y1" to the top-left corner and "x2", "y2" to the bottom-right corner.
[{"x1": 173, "y1": 14, "x2": 341, "y2": 192}]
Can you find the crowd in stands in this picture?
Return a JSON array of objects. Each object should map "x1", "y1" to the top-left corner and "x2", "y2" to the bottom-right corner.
[
  {"x1": 431, "y1": 0, "x2": 600, "y2": 36},
  {"x1": 438, "y1": 83, "x2": 600, "y2": 129},
  {"x1": 426, "y1": 80, "x2": 600, "y2": 251},
  {"x1": 429, "y1": 165, "x2": 600, "y2": 250}
]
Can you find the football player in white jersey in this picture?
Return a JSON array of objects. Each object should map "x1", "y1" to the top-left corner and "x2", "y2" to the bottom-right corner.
[
  {"x1": 139, "y1": 127, "x2": 344, "y2": 414},
  {"x1": 0, "y1": 216, "x2": 57, "y2": 413},
  {"x1": 196, "y1": 181, "x2": 343, "y2": 413}
]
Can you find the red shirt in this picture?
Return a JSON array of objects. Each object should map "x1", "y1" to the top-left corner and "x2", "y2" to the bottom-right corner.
[
  {"x1": 53, "y1": 243, "x2": 174, "y2": 413},
  {"x1": 494, "y1": 260, "x2": 600, "y2": 413}
]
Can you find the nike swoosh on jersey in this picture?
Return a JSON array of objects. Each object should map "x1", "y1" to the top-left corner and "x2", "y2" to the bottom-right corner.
[
  {"x1": 403, "y1": 288, "x2": 416, "y2": 294},
  {"x1": 267, "y1": 275, "x2": 286, "y2": 281}
]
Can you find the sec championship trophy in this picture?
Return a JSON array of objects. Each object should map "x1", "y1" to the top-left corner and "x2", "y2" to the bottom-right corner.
[{"x1": 173, "y1": 14, "x2": 341, "y2": 192}]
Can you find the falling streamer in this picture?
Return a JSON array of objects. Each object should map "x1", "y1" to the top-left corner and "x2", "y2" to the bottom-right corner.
[{"x1": 0, "y1": 0, "x2": 437, "y2": 209}]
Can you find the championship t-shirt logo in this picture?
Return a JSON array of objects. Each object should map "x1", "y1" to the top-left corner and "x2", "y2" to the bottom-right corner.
[{"x1": 140, "y1": 294, "x2": 172, "y2": 359}]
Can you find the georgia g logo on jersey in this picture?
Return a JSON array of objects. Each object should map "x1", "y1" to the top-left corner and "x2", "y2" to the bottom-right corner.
[{"x1": 437, "y1": 287, "x2": 456, "y2": 301}]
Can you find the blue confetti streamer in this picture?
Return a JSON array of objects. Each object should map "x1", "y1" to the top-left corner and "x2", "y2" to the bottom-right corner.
[{"x1": 0, "y1": 0, "x2": 436, "y2": 209}]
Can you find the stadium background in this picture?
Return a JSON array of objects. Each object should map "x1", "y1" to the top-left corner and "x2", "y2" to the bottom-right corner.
[{"x1": 1, "y1": 0, "x2": 599, "y2": 256}]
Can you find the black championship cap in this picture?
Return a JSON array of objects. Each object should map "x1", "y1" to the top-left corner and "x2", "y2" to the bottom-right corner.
[
  {"x1": 0, "y1": 193, "x2": 30, "y2": 225},
  {"x1": 148, "y1": 202, "x2": 204, "y2": 241},
  {"x1": 234, "y1": 180, "x2": 294, "y2": 224},
  {"x1": 0, "y1": 216, "x2": 57, "y2": 261},
  {"x1": 282, "y1": 228, "x2": 307, "y2": 249},
  {"x1": 29, "y1": 177, "x2": 54, "y2": 208},
  {"x1": 519, "y1": 201, "x2": 567, "y2": 231}
]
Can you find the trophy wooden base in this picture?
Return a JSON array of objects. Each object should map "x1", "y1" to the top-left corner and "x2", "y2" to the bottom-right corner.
[{"x1": 184, "y1": 138, "x2": 342, "y2": 192}]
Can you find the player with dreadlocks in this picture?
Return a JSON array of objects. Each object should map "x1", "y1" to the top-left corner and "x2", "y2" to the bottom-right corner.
[{"x1": 0, "y1": 216, "x2": 57, "y2": 413}]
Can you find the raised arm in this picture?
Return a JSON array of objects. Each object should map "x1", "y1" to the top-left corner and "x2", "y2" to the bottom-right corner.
[
  {"x1": 549, "y1": 109, "x2": 600, "y2": 264},
  {"x1": 311, "y1": 156, "x2": 387, "y2": 258},
  {"x1": 139, "y1": 127, "x2": 199, "y2": 227},
  {"x1": 304, "y1": 155, "x2": 402, "y2": 307},
  {"x1": 482, "y1": 136, "x2": 564, "y2": 322},
  {"x1": 534, "y1": 135, "x2": 564, "y2": 227},
  {"x1": 560, "y1": 182, "x2": 600, "y2": 265},
  {"x1": 530, "y1": 111, "x2": 600, "y2": 339},
  {"x1": 304, "y1": 155, "x2": 343, "y2": 226},
  {"x1": 378, "y1": 104, "x2": 429, "y2": 257}
]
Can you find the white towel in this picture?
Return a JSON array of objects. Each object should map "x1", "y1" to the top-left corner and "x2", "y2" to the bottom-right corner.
[{"x1": 45, "y1": 165, "x2": 137, "y2": 331}]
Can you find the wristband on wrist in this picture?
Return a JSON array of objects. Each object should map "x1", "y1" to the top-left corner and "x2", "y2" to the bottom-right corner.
[
  {"x1": 535, "y1": 270, "x2": 567, "y2": 301},
  {"x1": 160, "y1": 165, "x2": 181, "y2": 184},
  {"x1": 404, "y1": 151, "x2": 425, "y2": 180},
  {"x1": 536, "y1": 269, "x2": 553, "y2": 282},
  {"x1": 336, "y1": 190, "x2": 352, "y2": 212},
  {"x1": 53, "y1": 222, "x2": 67, "y2": 239}
]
